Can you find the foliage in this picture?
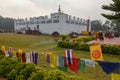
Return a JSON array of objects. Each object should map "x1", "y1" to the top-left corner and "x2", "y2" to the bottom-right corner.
[
  {"x1": 0, "y1": 55, "x2": 86, "y2": 80},
  {"x1": 60, "y1": 34, "x2": 67, "y2": 41},
  {"x1": 91, "y1": 20, "x2": 103, "y2": 31},
  {"x1": 0, "y1": 34, "x2": 120, "y2": 80},
  {"x1": 101, "y1": 0, "x2": 120, "y2": 22},
  {"x1": 101, "y1": 44, "x2": 120, "y2": 55},
  {"x1": 0, "y1": 16, "x2": 14, "y2": 32},
  {"x1": 73, "y1": 36, "x2": 94, "y2": 43},
  {"x1": 58, "y1": 41, "x2": 120, "y2": 55},
  {"x1": 91, "y1": 20, "x2": 113, "y2": 31}
]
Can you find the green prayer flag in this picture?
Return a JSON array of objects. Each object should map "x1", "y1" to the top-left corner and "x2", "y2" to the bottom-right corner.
[
  {"x1": 18, "y1": 58, "x2": 21, "y2": 62},
  {"x1": 58, "y1": 66, "x2": 68, "y2": 72},
  {"x1": 78, "y1": 60, "x2": 86, "y2": 71}
]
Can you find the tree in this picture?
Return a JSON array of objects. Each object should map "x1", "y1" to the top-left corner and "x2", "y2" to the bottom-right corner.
[
  {"x1": 101, "y1": 0, "x2": 120, "y2": 22},
  {"x1": 101, "y1": 0, "x2": 120, "y2": 31},
  {"x1": 91, "y1": 20, "x2": 103, "y2": 31},
  {"x1": 0, "y1": 15, "x2": 14, "y2": 32}
]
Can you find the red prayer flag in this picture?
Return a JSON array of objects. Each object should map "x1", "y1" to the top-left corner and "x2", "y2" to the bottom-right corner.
[
  {"x1": 68, "y1": 58, "x2": 80, "y2": 73},
  {"x1": 64, "y1": 49, "x2": 74, "y2": 65}
]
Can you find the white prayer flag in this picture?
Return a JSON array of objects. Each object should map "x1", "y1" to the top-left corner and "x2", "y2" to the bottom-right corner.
[
  {"x1": 57, "y1": 56, "x2": 64, "y2": 67},
  {"x1": 5, "y1": 51, "x2": 9, "y2": 57},
  {"x1": 81, "y1": 58, "x2": 95, "y2": 68},
  {"x1": 26, "y1": 53, "x2": 31, "y2": 63}
]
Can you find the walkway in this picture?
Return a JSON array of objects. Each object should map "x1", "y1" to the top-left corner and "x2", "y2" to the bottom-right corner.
[{"x1": 88, "y1": 37, "x2": 120, "y2": 46}]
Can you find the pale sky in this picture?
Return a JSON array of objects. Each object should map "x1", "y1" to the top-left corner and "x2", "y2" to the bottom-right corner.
[{"x1": 0, "y1": 0, "x2": 113, "y2": 21}]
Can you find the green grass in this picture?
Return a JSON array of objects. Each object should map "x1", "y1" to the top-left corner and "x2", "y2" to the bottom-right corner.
[{"x1": 0, "y1": 33, "x2": 120, "y2": 80}]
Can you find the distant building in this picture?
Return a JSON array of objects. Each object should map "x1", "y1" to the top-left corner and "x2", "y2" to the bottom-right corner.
[{"x1": 14, "y1": 5, "x2": 91, "y2": 34}]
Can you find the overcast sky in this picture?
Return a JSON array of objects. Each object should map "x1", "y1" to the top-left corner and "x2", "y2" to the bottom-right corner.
[{"x1": 0, "y1": 0, "x2": 113, "y2": 21}]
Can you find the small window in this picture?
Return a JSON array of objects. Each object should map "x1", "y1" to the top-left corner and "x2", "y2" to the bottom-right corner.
[
  {"x1": 31, "y1": 21, "x2": 34, "y2": 24},
  {"x1": 41, "y1": 21, "x2": 45, "y2": 24},
  {"x1": 16, "y1": 23, "x2": 18, "y2": 25},
  {"x1": 47, "y1": 20, "x2": 52, "y2": 23},
  {"x1": 66, "y1": 20, "x2": 70, "y2": 24},
  {"x1": 71, "y1": 21, "x2": 74, "y2": 24},
  {"x1": 35, "y1": 21, "x2": 40, "y2": 24},
  {"x1": 37, "y1": 25, "x2": 39, "y2": 30},
  {"x1": 53, "y1": 19, "x2": 59, "y2": 23},
  {"x1": 28, "y1": 27, "x2": 31, "y2": 30}
]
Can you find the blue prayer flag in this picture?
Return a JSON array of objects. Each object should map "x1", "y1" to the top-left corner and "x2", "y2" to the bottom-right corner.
[{"x1": 97, "y1": 61, "x2": 120, "y2": 74}]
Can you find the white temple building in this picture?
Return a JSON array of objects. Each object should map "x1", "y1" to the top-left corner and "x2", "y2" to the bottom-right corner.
[{"x1": 14, "y1": 6, "x2": 91, "y2": 34}]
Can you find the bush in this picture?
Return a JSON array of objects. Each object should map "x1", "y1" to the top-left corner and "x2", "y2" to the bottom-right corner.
[
  {"x1": 73, "y1": 36, "x2": 94, "y2": 43},
  {"x1": 101, "y1": 44, "x2": 120, "y2": 55},
  {"x1": 58, "y1": 41, "x2": 120, "y2": 55},
  {"x1": 0, "y1": 55, "x2": 86, "y2": 80},
  {"x1": 60, "y1": 34, "x2": 67, "y2": 41},
  {"x1": 82, "y1": 36, "x2": 94, "y2": 42}
]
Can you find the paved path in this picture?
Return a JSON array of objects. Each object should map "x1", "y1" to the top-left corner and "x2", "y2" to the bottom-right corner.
[{"x1": 88, "y1": 37, "x2": 120, "y2": 46}]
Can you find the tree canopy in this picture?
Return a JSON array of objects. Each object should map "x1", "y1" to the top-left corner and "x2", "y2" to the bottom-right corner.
[
  {"x1": 0, "y1": 15, "x2": 14, "y2": 32},
  {"x1": 91, "y1": 20, "x2": 110, "y2": 31},
  {"x1": 101, "y1": 0, "x2": 120, "y2": 22}
]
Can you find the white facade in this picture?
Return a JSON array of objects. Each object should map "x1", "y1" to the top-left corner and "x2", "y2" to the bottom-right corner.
[{"x1": 14, "y1": 7, "x2": 91, "y2": 34}]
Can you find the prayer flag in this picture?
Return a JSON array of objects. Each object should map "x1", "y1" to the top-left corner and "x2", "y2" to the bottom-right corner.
[
  {"x1": 50, "y1": 54, "x2": 56, "y2": 67},
  {"x1": 46, "y1": 54, "x2": 50, "y2": 63},
  {"x1": 64, "y1": 49, "x2": 74, "y2": 65},
  {"x1": 111, "y1": 73, "x2": 120, "y2": 80},
  {"x1": 57, "y1": 56, "x2": 64, "y2": 67},
  {"x1": 2, "y1": 45, "x2": 5, "y2": 56},
  {"x1": 78, "y1": 60, "x2": 86, "y2": 71},
  {"x1": 58, "y1": 66, "x2": 68, "y2": 72},
  {"x1": 16, "y1": 52, "x2": 19, "y2": 57},
  {"x1": 97, "y1": 61, "x2": 120, "y2": 74},
  {"x1": 18, "y1": 58, "x2": 21, "y2": 62},
  {"x1": 81, "y1": 58, "x2": 95, "y2": 68},
  {"x1": 57, "y1": 56, "x2": 68, "y2": 72},
  {"x1": 30, "y1": 51, "x2": 35, "y2": 63},
  {"x1": 8, "y1": 47, "x2": 12, "y2": 57},
  {"x1": 22, "y1": 53, "x2": 26, "y2": 63},
  {"x1": 90, "y1": 44, "x2": 103, "y2": 61},
  {"x1": 34, "y1": 53, "x2": 38, "y2": 64},
  {"x1": 68, "y1": 58, "x2": 79, "y2": 73},
  {"x1": 16, "y1": 51, "x2": 22, "y2": 62},
  {"x1": 113, "y1": 64, "x2": 120, "y2": 74},
  {"x1": 5, "y1": 51, "x2": 9, "y2": 57},
  {"x1": 26, "y1": 53, "x2": 30, "y2": 63},
  {"x1": 18, "y1": 49, "x2": 22, "y2": 58}
]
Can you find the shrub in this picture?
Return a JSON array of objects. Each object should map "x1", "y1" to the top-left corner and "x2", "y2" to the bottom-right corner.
[
  {"x1": 0, "y1": 55, "x2": 86, "y2": 80},
  {"x1": 73, "y1": 36, "x2": 94, "y2": 43},
  {"x1": 101, "y1": 44, "x2": 120, "y2": 55},
  {"x1": 60, "y1": 34, "x2": 67, "y2": 41},
  {"x1": 58, "y1": 41, "x2": 120, "y2": 55}
]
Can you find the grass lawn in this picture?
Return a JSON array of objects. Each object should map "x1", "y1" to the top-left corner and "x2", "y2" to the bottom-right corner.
[{"x1": 0, "y1": 33, "x2": 120, "y2": 80}]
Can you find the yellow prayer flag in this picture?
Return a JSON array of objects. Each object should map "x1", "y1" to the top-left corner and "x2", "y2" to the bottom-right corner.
[
  {"x1": 90, "y1": 44, "x2": 103, "y2": 61},
  {"x1": 18, "y1": 49, "x2": 22, "y2": 58},
  {"x1": 1, "y1": 45, "x2": 5, "y2": 56},
  {"x1": 50, "y1": 54, "x2": 56, "y2": 67},
  {"x1": 111, "y1": 73, "x2": 120, "y2": 80},
  {"x1": 2, "y1": 45, "x2": 5, "y2": 51}
]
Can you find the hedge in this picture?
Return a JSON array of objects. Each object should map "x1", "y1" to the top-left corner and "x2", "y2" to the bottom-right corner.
[{"x1": 58, "y1": 41, "x2": 120, "y2": 55}]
